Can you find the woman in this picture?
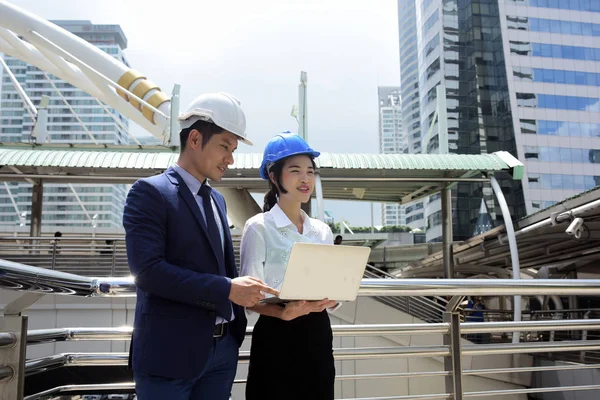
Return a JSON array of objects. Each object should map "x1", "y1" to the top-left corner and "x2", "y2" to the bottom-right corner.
[{"x1": 241, "y1": 132, "x2": 339, "y2": 400}]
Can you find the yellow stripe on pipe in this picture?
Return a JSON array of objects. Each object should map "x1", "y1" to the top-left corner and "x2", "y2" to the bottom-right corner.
[
  {"x1": 130, "y1": 80, "x2": 160, "y2": 110},
  {"x1": 142, "y1": 91, "x2": 170, "y2": 123},
  {"x1": 116, "y1": 69, "x2": 144, "y2": 101}
]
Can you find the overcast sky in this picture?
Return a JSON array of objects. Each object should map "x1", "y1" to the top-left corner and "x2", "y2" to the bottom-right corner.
[{"x1": 6, "y1": 0, "x2": 401, "y2": 226}]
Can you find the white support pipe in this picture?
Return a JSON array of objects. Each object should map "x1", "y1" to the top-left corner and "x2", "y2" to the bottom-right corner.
[
  {"x1": 490, "y1": 176, "x2": 522, "y2": 342},
  {"x1": 342, "y1": 220, "x2": 354, "y2": 235},
  {"x1": 437, "y1": 84, "x2": 448, "y2": 154},
  {"x1": 31, "y1": 95, "x2": 49, "y2": 143},
  {"x1": 0, "y1": 27, "x2": 104, "y2": 100},
  {"x1": 67, "y1": 184, "x2": 93, "y2": 223},
  {"x1": 314, "y1": 172, "x2": 325, "y2": 222},
  {"x1": 0, "y1": 3, "x2": 175, "y2": 138},
  {"x1": 3, "y1": 182, "x2": 21, "y2": 221},
  {"x1": 298, "y1": 71, "x2": 308, "y2": 141},
  {"x1": 516, "y1": 197, "x2": 600, "y2": 237},
  {"x1": 28, "y1": 31, "x2": 167, "y2": 120},
  {"x1": 168, "y1": 84, "x2": 181, "y2": 147},
  {"x1": 41, "y1": 71, "x2": 97, "y2": 144},
  {"x1": 0, "y1": 55, "x2": 37, "y2": 121},
  {"x1": 0, "y1": 27, "x2": 163, "y2": 137}
]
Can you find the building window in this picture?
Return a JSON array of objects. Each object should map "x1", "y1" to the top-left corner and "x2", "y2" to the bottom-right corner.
[
  {"x1": 527, "y1": 174, "x2": 600, "y2": 190},
  {"x1": 516, "y1": 93, "x2": 600, "y2": 112},
  {"x1": 422, "y1": 9, "x2": 439, "y2": 35},
  {"x1": 514, "y1": 68, "x2": 600, "y2": 87}
]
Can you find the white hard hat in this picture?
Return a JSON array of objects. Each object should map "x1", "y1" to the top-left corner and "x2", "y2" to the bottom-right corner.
[{"x1": 178, "y1": 92, "x2": 253, "y2": 146}]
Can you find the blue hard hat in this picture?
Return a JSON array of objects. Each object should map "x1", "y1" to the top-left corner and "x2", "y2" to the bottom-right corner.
[{"x1": 259, "y1": 132, "x2": 320, "y2": 180}]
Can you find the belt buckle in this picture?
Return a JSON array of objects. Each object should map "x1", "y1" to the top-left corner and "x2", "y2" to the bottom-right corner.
[{"x1": 213, "y1": 323, "x2": 224, "y2": 338}]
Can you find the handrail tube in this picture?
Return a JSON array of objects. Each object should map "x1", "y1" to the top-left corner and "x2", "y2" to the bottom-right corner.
[
  {"x1": 25, "y1": 353, "x2": 128, "y2": 376},
  {"x1": 20, "y1": 365, "x2": 600, "y2": 398},
  {"x1": 464, "y1": 363, "x2": 600, "y2": 376},
  {"x1": 464, "y1": 384, "x2": 600, "y2": 398},
  {"x1": 335, "y1": 371, "x2": 449, "y2": 381},
  {"x1": 25, "y1": 319, "x2": 600, "y2": 345},
  {"x1": 23, "y1": 383, "x2": 136, "y2": 400},
  {"x1": 461, "y1": 319, "x2": 600, "y2": 333},
  {"x1": 475, "y1": 308, "x2": 600, "y2": 314},
  {"x1": 25, "y1": 341, "x2": 600, "y2": 375},
  {"x1": 22, "y1": 383, "x2": 450, "y2": 400},
  {"x1": 333, "y1": 346, "x2": 449, "y2": 360},
  {"x1": 462, "y1": 340, "x2": 600, "y2": 356},
  {"x1": 0, "y1": 365, "x2": 13, "y2": 381},
  {"x1": 342, "y1": 395, "x2": 450, "y2": 400},
  {"x1": 357, "y1": 279, "x2": 600, "y2": 297},
  {"x1": 19, "y1": 364, "x2": 600, "y2": 399},
  {"x1": 24, "y1": 346, "x2": 451, "y2": 375},
  {"x1": 0, "y1": 259, "x2": 97, "y2": 296},
  {"x1": 0, "y1": 332, "x2": 16, "y2": 347},
  {"x1": 27, "y1": 327, "x2": 133, "y2": 344},
  {"x1": 336, "y1": 363, "x2": 600, "y2": 379},
  {"x1": 330, "y1": 324, "x2": 449, "y2": 336},
  {"x1": 5, "y1": 257, "x2": 600, "y2": 298},
  {"x1": 24, "y1": 354, "x2": 68, "y2": 376}
]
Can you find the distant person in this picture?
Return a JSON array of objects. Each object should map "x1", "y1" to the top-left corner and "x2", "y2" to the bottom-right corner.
[
  {"x1": 241, "y1": 132, "x2": 339, "y2": 400},
  {"x1": 466, "y1": 297, "x2": 486, "y2": 343},
  {"x1": 334, "y1": 235, "x2": 343, "y2": 245},
  {"x1": 50, "y1": 231, "x2": 62, "y2": 255},
  {"x1": 100, "y1": 239, "x2": 115, "y2": 255}
]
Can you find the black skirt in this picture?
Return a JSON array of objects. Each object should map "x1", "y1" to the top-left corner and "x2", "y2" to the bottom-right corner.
[{"x1": 245, "y1": 309, "x2": 335, "y2": 400}]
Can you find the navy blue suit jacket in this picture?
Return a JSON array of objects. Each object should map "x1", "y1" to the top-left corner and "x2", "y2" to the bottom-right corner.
[{"x1": 123, "y1": 166, "x2": 247, "y2": 379}]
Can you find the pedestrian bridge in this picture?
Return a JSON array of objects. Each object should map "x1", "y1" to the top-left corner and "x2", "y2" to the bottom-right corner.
[{"x1": 1, "y1": 258, "x2": 600, "y2": 400}]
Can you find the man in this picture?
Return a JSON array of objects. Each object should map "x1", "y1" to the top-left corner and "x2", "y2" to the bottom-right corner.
[
  {"x1": 50, "y1": 231, "x2": 62, "y2": 255},
  {"x1": 334, "y1": 235, "x2": 343, "y2": 245},
  {"x1": 123, "y1": 92, "x2": 279, "y2": 400}
]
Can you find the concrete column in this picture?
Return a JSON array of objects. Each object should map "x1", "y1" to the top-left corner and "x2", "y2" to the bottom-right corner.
[
  {"x1": 441, "y1": 186, "x2": 454, "y2": 279},
  {"x1": 218, "y1": 188, "x2": 261, "y2": 229}
]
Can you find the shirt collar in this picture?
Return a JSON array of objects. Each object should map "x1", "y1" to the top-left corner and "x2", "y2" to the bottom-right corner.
[
  {"x1": 270, "y1": 203, "x2": 311, "y2": 232},
  {"x1": 173, "y1": 164, "x2": 208, "y2": 195}
]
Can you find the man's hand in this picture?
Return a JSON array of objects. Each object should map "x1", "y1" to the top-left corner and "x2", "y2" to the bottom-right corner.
[{"x1": 229, "y1": 276, "x2": 280, "y2": 307}]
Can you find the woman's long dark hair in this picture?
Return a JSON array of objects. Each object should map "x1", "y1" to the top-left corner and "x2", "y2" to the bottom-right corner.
[{"x1": 263, "y1": 155, "x2": 316, "y2": 212}]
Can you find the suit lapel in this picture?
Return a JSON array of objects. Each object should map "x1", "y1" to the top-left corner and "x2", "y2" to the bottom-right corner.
[{"x1": 166, "y1": 167, "x2": 225, "y2": 272}]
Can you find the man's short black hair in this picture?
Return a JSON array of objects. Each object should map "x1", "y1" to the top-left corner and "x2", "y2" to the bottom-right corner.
[
  {"x1": 179, "y1": 120, "x2": 225, "y2": 152},
  {"x1": 335, "y1": 235, "x2": 343, "y2": 241}
]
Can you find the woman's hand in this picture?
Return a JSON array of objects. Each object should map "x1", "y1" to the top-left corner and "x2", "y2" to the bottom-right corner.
[{"x1": 281, "y1": 299, "x2": 338, "y2": 321}]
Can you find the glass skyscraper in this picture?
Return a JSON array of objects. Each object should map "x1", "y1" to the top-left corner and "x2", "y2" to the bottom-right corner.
[
  {"x1": 378, "y1": 87, "x2": 407, "y2": 227},
  {"x1": 399, "y1": 0, "x2": 600, "y2": 241}
]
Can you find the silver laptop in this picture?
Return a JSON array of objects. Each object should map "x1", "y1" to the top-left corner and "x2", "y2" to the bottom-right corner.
[{"x1": 261, "y1": 242, "x2": 371, "y2": 304}]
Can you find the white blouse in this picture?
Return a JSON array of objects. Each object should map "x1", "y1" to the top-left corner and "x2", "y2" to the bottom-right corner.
[{"x1": 240, "y1": 204, "x2": 341, "y2": 312}]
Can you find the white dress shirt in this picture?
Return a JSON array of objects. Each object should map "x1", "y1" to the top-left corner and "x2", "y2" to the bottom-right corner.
[{"x1": 240, "y1": 204, "x2": 341, "y2": 313}]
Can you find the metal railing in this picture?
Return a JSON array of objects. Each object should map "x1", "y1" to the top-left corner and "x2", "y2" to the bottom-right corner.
[
  {"x1": 3, "y1": 259, "x2": 600, "y2": 399},
  {"x1": 18, "y1": 321, "x2": 600, "y2": 399},
  {"x1": 0, "y1": 236, "x2": 130, "y2": 276},
  {"x1": 0, "y1": 236, "x2": 446, "y2": 323},
  {"x1": 365, "y1": 264, "x2": 449, "y2": 323},
  {"x1": 0, "y1": 236, "x2": 243, "y2": 276},
  {"x1": 463, "y1": 307, "x2": 600, "y2": 364}
]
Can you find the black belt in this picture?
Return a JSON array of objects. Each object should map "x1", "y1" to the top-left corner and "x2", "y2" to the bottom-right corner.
[{"x1": 213, "y1": 323, "x2": 228, "y2": 337}]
